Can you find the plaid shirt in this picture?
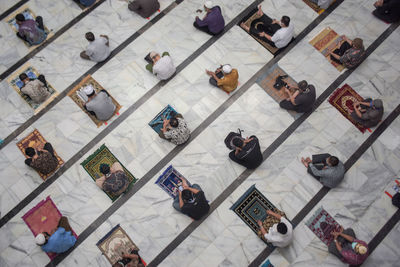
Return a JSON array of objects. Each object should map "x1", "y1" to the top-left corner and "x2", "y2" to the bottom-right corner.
[
  {"x1": 340, "y1": 47, "x2": 365, "y2": 69},
  {"x1": 340, "y1": 239, "x2": 369, "y2": 265}
]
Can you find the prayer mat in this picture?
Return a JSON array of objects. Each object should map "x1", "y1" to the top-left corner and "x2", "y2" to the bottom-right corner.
[
  {"x1": 17, "y1": 129, "x2": 64, "y2": 180},
  {"x1": 306, "y1": 206, "x2": 341, "y2": 246},
  {"x1": 302, "y1": 0, "x2": 336, "y2": 14},
  {"x1": 68, "y1": 75, "x2": 121, "y2": 127},
  {"x1": 5, "y1": 5, "x2": 52, "y2": 48},
  {"x1": 22, "y1": 196, "x2": 78, "y2": 260},
  {"x1": 256, "y1": 64, "x2": 297, "y2": 117},
  {"x1": 239, "y1": 9, "x2": 279, "y2": 55},
  {"x1": 75, "y1": 0, "x2": 101, "y2": 10},
  {"x1": 328, "y1": 84, "x2": 367, "y2": 133},
  {"x1": 97, "y1": 224, "x2": 146, "y2": 266},
  {"x1": 261, "y1": 259, "x2": 274, "y2": 267},
  {"x1": 7, "y1": 64, "x2": 58, "y2": 114},
  {"x1": 155, "y1": 165, "x2": 188, "y2": 198},
  {"x1": 231, "y1": 185, "x2": 282, "y2": 243},
  {"x1": 309, "y1": 27, "x2": 345, "y2": 72},
  {"x1": 81, "y1": 144, "x2": 137, "y2": 201},
  {"x1": 148, "y1": 105, "x2": 178, "y2": 134}
]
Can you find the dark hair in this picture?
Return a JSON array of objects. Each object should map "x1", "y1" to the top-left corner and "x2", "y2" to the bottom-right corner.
[
  {"x1": 181, "y1": 189, "x2": 193, "y2": 202},
  {"x1": 170, "y1": 118, "x2": 179, "y2": 128},
  {"x1": 329, "y1": 156, "x2": 339, "y2": 167},
  {"x1": 281, "y1": 16, "x2": 290, "y2": 27},
  {"x1": 25, "y1": 147, "x2": 36, "y2": 157},
  {"x1": 232, "y1": 137, "x2": 244, "y2": 148},
  {"x1": 99, "y1": 163, "x2": 110, "y2": 175},
  {"x1": 85, "y1": 32, "x2": 95, "y2": 42},
  {"x1": 298, "y1": 80, "x2": 308, "y2": 92},
  {"x1": 277, "y1": 222, "x2": 288, "y2": 234},
  {"x1": 16, "y1": 14, "x2": 25, "y2": 22},
  {"x1": 19, "y1": 73, "x2": 28, "y2": 81}
]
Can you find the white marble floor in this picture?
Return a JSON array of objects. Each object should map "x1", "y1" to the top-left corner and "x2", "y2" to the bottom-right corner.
[{"x1": 0, "y1": 0, "x2": 399, "y2": 266}]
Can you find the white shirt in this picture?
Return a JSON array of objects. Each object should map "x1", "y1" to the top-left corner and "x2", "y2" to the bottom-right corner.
[
  {"x1": 86, "y1": 37, "x2": 111, "y2": 62},
  {"x1": 264, "y1": 217, "x2": 293, "y2": 247},
  {"x1": 271, "y1": 23, "x2": 294, "y2": 49},
  {"x1": 153, "y1": 56, "x2": 176, "y2": 80}
]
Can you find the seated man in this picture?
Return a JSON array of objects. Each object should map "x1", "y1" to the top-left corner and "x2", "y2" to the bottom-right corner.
[
  {"x1": 80, "y1": 32, "x2": 111, "y2": 62},
  {"x1": 257, "y1": 210, "x2": 293, "y2": 247},
  {"x1": 160, "y1": 114, "x2": 190, "y2": 145},
  {"x1": 351, "y1": 98, "x2": 384, "y2": 128},
  {"x1": 330, "y1": 227, "x2": 369, "y2": 265},
  {"x1": 229, "y1": 135, "x2": 263, "y2": 169},
  {"x1": 329, "y1": 37, "x2": 365, "y2": 69},
  {"x1": 301, "y1": 154, "x2": 345, "y2": 188},
  {"x1": 83, "y1": 86, "x2": 116, "y2": 121},
  {"x1": 113, "y1": 250, "x2": 145, "y2": 267},
  {"x1": 35, "y1": 216, "x2": 76, "y2": 254},
  {"x1": 19, "y1": 73, "x2": 51, "y2": 104},
  {"x1": 193, "y1": 1, "x2": 225, "y2": 35},
  {"x1": 309, "y1": 0, "x2": 335, "y2": 9},
  {"x1": 146, "y1": 51, "x2": 176, "y2": 80},
  {"x1": 173, "y1": 178, "x2": 210, "y2": 220},
  {"x1": 25, "y1": 143, "x2": 59, "y2": 175},
  {"x1": 15, "y1": 13, "x2": 47, "y2": 45},
  {"x1": 96, "y1": 163, "x2": 130, "y2": 197},
  {"x1": 128, "y1": 0, "x2": 160, "y2": 19},
  {"x1": 206, "y1": 64, "x2": 239, "y2": 93},
  {"x1": 72, "y1": 0, "x2": 96, "y2": 7},
  {"x1": 373, "y1": 0, "x2": 400, "y2": 23},
  {"x1": 241, "y1": 5, "x2": 294, "y2": 49},
  {"x1": 279, "y1": 80, "x2": 316, "y2": 113}
]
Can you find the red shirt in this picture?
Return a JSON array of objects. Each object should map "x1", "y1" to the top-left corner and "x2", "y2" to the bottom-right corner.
[{"x1": 340, "y1": 239, "x2": 369, "y2": 265}]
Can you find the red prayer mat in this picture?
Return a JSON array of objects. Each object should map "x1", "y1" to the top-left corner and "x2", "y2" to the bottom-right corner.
[
  {"x1": 306, "y1": 207, "x2": 341, "y2": 246},
  {"x1": 329, "y1": 84, "x2": 367, "y2": 133}
]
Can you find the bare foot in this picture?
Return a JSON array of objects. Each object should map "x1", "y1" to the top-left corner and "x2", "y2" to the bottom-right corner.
[
  {"x1": 257, "y1": 4, "x2": 263, "y2": 16},
  {"x1": 240, "y1": 22, "x2": 249, "y2": 32}
]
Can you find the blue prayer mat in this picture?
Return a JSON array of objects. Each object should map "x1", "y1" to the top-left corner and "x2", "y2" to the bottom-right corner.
[
  {"x1": 148, "y1": 105, "x2": 177, "y2": 134},
  {"x1": 261, "y1": 259, "x2": 274, "y2": 267},
  {"x1": 155, "y1": 165, "x2": 187, "y2": 198},
  {"x1": 231, "y1": 185, "x2": 277, "y2": 235}
]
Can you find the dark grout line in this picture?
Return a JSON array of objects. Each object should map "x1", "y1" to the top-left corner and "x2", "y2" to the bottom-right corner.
[
  {"x1": 0, "y1": 0, "x2": 30, "y2": 21},
  {"x1": 0, "y1": 0, "x2": 106, "y2": 81},
  {"x1": 0, "y1": 0, "x2": 180, "y2": 150}
]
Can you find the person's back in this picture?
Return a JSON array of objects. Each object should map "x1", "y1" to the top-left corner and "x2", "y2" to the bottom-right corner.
[
  {"x1": 294, "y1": 85, "x2": 316, "y2": 112},
  {"x1": 271, "y1": 23, "x2": 294, "y2": 48},
  {"x1": 264, "y1": 217, "x2": 293, "y2": 247},
  {"x1": 312, "y1": 161, "x2": 345, "y2": 188},
  {"x1": 41, "y1": 227, "x2": 76, "y2": 253},
  {"x1": 181, "y1": 191, "x2": 210, "y2": 220},
  {"x1": 19, "y1": 19, "x2": 46, "y2": 45},
  {"x1": 29, "y1": 150, "x2": 58, "y2": 175},
  {"x1": 218, "y1": 69, "x2": 239, "y2": 93},
  {"x1": 86, "y1": 37, "x2": 110, "y2": 62},
  {"x1": 361, "y1": 105, "x2": 384, "y2": 128},
  {"x1": 196, "y1": 6, "x2": 225, "y2": 34},
  {"x1": 341, "y1": 47, "x2": 364, "y2": 69},
  {"x1": 341, "y1": 239, "x2": 369, "y2": 265},
  {"x1": 86, "y1": 91, "x2": 116, "y2": 121},
  {"x1": 102, "y1": 170, "x2": 130, "y2": 197},
  {"x1": 21, "y1": 79, "x2": 50, "y2": 104},
  {"x1": 129, "y1": 0, "x2": 160, "y2": 18},
  {"x1": 235, "y1": 136, "x2": 263, "y2": 169},
  {"x1": 163, "y1": 118, "x2": 190, "y2": 145},
  {"x1": 153, "y1": 55, "x2": 176, "y2": 80}
]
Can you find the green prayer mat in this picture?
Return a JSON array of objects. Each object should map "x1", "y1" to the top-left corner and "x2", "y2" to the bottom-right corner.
[{"x1": 81, "y1": 144, "x2": 137, "y2": 201}]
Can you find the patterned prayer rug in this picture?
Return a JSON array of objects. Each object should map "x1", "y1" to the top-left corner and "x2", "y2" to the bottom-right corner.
[
  {"x1": 257, "y1": 64, "x2": 298, "y2": 117},
  {"x1": 239, "y1": 9, "x2": 279, "y2": 55},
  {"x1": 5, "y1": 5, "x2": 52, "y2": 48},
  {"x1": 148, "y1": 105, "x2": 178, "y2": 134},
  {"x1": 97, "y1": 224, "x2": 144, "y2": 266},
  {"x1": 302, "y1": 0, "x2": 336, "y2": 14},
  {"x1": 17, "y1": 129, "x2": 64, "y2": 180},
  {"x1": 309, "y1": 27, "x2": 345, "y2": 72},
  {"x1": 22, "y1": 196, "x2": 78, "y2": 260},
  {"x1": 81, "y1": 144, "x2": 137, "y2": 201},
  {"x1": 328, "y1": 84, "x2": 367, "y2": 133},
  {"x1": 306, "y1": 206, "x2": 341, "y2": 246},
  {"x1": 7, "y1": 64, "x2": 58, "y2": 114},
  {"x1": 261, "y1": 259, "x2": 274, "y2": 267},
  {"x1": 231, "y1": 185, "x2": 283, "y2": 242},
  {"x1": 155, "y1": 165, "x2": 188, "y2": 198},
  {"x1": 68, "y1": 75, "x2": 121, "y2": 127}
]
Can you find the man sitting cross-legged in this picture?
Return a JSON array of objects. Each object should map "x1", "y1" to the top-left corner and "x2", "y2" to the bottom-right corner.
[
  {"x1": 25, "y1": 143, "x2": 59, "y2": 175},
  {"x1": 145, "y1": 51, "x2": 176, "y2": 80},
  {"x1": 257, "y1": 210, "x2": 293, "y2": 247},
  {"x1": 193, "y1": 1, "x2": 225, "y2": 35},
  {"x1": 206, "y1": 64, "x2": 239, "y2": 94},
  {"x1": 96, "y1": 163, "x2": 130, "y2": 198},
  {"x1": 350, "y1": 98, "x2": 384, "y2": 129},
  {"x1": 228, "y1": 135, "x2": 263, "y2": 169},
  {"x1": 80, "y1": 32, "x2": 111, "y2": 63},
  {"x1": 15, "y1": 13, "x2": 47, "y2": 45},
  {"x1": 19, "y1": 73, "x2": 51, "y2": 105},
  {"x1": 301, "y1": 153, "x2": 345, "y2": 188},
  {"x1": 240, "y1": 5, "x2": 294, "y2": 49},
  {"x1": 329, "y1": 36, "x2": 365, "y2": 69},
  {"x1": 159, "y1": 114, "x2": 191, "y2": 145},
  {"x1": 279, "y1": 80, "x2": 316, "y2": 113},
  {"x1": 82, "y1": 86, "x2": 116, "y2": 121}
]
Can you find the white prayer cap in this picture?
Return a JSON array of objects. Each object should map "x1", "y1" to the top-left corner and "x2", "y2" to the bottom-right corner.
[
  {"x1": 222, "y1": 64, "x2": 232, "y2": 74},
  {"x1": 83, "y1": 84, "x2": 95, "y2": 95},
  {"x1": 150, "y1": 51, "x2": 158, "y2": 58},
  {"x1": 35, "y1": 233, "x2": 46, "y2": 245},
  {"x1": 204, "y1": 1, "x2": 213, "y2": 8}
]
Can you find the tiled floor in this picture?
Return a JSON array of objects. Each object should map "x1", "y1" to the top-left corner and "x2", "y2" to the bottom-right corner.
[{"x1": 0, "y1": 0, "x2": 399, "y2": 266}]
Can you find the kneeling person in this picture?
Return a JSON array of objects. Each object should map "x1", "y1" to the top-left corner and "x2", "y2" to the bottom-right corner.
[
  {"x1": 160, "y1": 114, "x2": 190, "y2": 145},
  {"x1": 96, "y1": 163, "x2": 130, "y2": 197},
  {"x1": 83, "y1": 86, "x2": 116, "y2": 121},
  {"x1": 229, "y1": 135, "x2": 263, "y2": 169},
  {"x1": 206, "y1": 64, "x2": 239, "y2": 93},
  {"x1": 15, "y1": 13, "x2": 47, "y2": 45},
  {"x1": 146, "y1": 51, "x2": 176, "y2": 80},
  {"x1": 19, "y1": 73, "x2": 51, "y2": 104},
  {"x1": 279, "y1": 80, "x2": 316, "y2": 113},
  {"x1": 129, "y1": 0, "x2": 160, "y2": 19},
  {"x1": 257, "y1": 210, "x2": 293, "y2": 247},
  {"x1": 25, "y1": 143, "x2": 59, "y2": 175},
  {"x1": 173, "y1": 178, "x2": 210, "y2": 220},
  {"x1": 80, "y1": 32, "x2": 111, "y2": 63}
]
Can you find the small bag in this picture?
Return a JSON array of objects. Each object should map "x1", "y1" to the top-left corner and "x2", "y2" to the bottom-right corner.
[
  {"x1": 392, "y1": 193, "x2": 400, "y2": 208},
  {"x1": 224, "y1": 129, "x2": 244, "y2": 150}
]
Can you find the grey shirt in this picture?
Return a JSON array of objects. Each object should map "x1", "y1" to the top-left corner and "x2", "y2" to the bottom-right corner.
[
  {"x1": 85, "y1": 91, "x2": 116, "y2": 121},
  {"x1": 86, "y1": 37, "x2": 110, "y2": 62},
  {"x1": 309, "y1": 161, "x2": 345, "y2": 188}
]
